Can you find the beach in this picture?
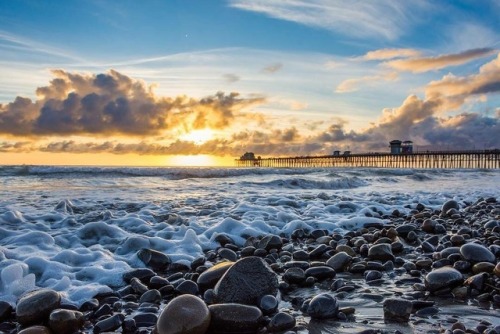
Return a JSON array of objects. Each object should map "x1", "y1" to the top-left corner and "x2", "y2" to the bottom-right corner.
[{"x1": 0, "y1": 166, "x2": 499, "y2": 333}]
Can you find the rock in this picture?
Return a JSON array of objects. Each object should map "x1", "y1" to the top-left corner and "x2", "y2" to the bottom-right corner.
[
  {"x1": 214, "y1": 257, "x2": 278, "y2": 305},
  {"x1": 139, "y1": 289, "x2": 162, "y2": 304},
  {"x1": 218, "y1": 248, "x2": 238, "y2": 262},
  {"x1": 368, "y1": 244, "x2": 395, "y2": 261},
  {"x1": 157, "y1": 295, "x2": 210, "y2": 334},
  {"x1": 16, "y1": 289, "x2": 61, "y2": 326},
  {"x1": 283, "y1": 267, "x2": 306, "y2": 284},
  {"x1": 326, "y1": 252, "x2": 352, "y2": 271},
  {"x1": 336, "y1": 245, "x2": 357, "y2": 257},
  {"x1": 268, "y1": 312, "x2": 296, "y2": 332},
  {"x1": 133, "y1": 312, "x2": 158, "y2": 327},
  {"x1": 18, "y1": 326, "x2": 52, "y2": 334},
  {"x1": 94, "y1": 314, "x2": 125, "y2": 333},
  {"x1": 0, "y1": 301, "x2": 13, "y2": 322},
  {"x1": 383, "y1": 298, "x2": 412, "y2": 322},
  {"x1": 365, "y1": 270, "x2": 383, "y2": 282},
  {"x1": 137, "y1": 248, "x2": 171, "y2": 271},
  {"x1": 209, "y1": 303, "x2": 264, "y2": 333},
  {"x1": 259, "y1": 295, "x2": 278, "y2": 315},
  {"x1": 472, "y1": 262, "x2": 495, "y2": 274},
  {"x1": 305, "y1": 293, "x2": 339, "y2": 319},
  {"x1": 442, "y1": 200, "x2": 460, "y2": 215},
  {"x1": 258, "y1": 235, "x2": 283, "y2": 251},
  {"x1": 197, "y1": 261, "x2": 234, "y2": 291},
  {"x1": 130, "y1": 277, "x2": 149, "y2": 294},
  {"x1": 175, "y1": 280, "x2": 199, "y2": 295},
  {"x1": 494, "y1": 263, "x2": 500, "y2": 277},
  {"x1": 48, "y1": 309, "x2": 84, "y2": 334},
  {"x1": 460, "y1": 243, "x2": 495, "y2": 263},
  {"x1": 304, "y1": 266, "x2": 336, "y2": 280},
  {"x1": 425, "y1": 267, "x2": 463, "y2": 292}
]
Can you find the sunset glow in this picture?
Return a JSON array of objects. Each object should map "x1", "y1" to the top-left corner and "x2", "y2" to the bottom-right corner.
[{"x1": 0, "y1": 1, "x2": 498, "y2": 166}]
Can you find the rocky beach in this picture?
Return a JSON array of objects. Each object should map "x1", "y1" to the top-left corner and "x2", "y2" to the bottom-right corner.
[{"x1": 1, "y1": 193, "x2": 499, "y2": 334}]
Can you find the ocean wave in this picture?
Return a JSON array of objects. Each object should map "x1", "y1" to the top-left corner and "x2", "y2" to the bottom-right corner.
[{"x1": 240, "y1": 176, "x2": 368, "y2": 190}]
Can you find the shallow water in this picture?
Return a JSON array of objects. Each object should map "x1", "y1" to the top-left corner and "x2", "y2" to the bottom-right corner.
[{"x1": 1, "y1": 166, "x2": 499, "y2": 306}]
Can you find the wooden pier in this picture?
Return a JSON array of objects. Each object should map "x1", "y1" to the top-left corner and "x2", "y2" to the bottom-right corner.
[{"x1": 235, "y1": 150, "x2": 500, "y2": 169}]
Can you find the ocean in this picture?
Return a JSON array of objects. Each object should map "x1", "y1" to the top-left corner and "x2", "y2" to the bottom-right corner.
[{"x1": 0, "y1": 166, "x2": 499, "y2": 307}]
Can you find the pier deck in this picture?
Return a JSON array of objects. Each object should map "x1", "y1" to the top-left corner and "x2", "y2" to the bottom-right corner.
[{"x1": 235, "y1": 150, "x2": 500, "y2": 169}]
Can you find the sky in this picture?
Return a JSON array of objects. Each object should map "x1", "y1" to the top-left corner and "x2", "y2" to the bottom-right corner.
[{"x1": 0, "y1": 0, "x2": 499, "y2": 166}]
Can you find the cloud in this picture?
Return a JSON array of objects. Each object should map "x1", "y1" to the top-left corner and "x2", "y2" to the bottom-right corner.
[
  {"x1": 262, "y1": 63, "x2": 283, "y2": 73},
  {"x1": 223, "y1": 73, "x2": 240, "y2": 83},
  {"x1": 0, "y1": 141, "x2": 33, "y2": 153},
  {"x1": 229, "y1": 0, "x2": 430, "y2": 40},
  {"x1": 336, "y1": 72, "x2": 398, "y2": 93},
  {"x1": 0, "y1": 69, "x2": 265, "y2": 136},
  {"x1": 361, "y1": 48, "x2": 421, "y2": 61},
  {"x1": 385, "y1": 48, "x2": 496, "y2": 73}
]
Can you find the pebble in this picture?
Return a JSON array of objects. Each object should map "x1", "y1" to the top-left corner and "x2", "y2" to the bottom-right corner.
[
  {"x1": 48, "y1": 309, "x2": 84, "y2": 334},
  {"x1": 196, "y1": 261, "x2": 234, "y2": 291},
  {"x1": 0, "y1": 301, "x2": 13, "y2": 322},
  {"x1": 259, "y1": 295, "x2": 278, "y2": 315},
  {"x1": 304, "y1": 266, "x2": 336, "y2": 280},
  {"x1": 368, "y1": 244, "x2": 395, "y2": 261},
  {"x1": 94, "y1": 314, "x2": 125, "y2": 333},
  {"x1": 214, "y1": 256, "x2": 278, "y2": 305},
  {"x1": 425, "y1": 267, "x2": 463, "y2": 293},
  {"x1": 157, "y1": 295, "x2": 210, "y2": 334},
  {"x1": 268, "y1": 312, "x2": 296, "y2": 332},
  {"x1": 209, "y1": 303, "x2": 264, "y2": 333},
  {"x1": 18, "y1": 326, "x2": 52, "y2": 334},
  {"x1": 283, "y1": 267, "x2": 306, "y2": 284},
  {"x1": 383, "y1": 298, "x2": 413, "y2": 322},
  {"x1": 326, "y1": 251, "x2": 352, "y2": 271},
  {"x1": 460, "y1": 243, "x2": 496, "y2": 263},
  {"x1": 258, "y1": 235, "x2": 283, "y2": 251},
  {"x1": 16, "y1": 289, "x2": 61, "y2": 326},
  {"x1": 304, "y1": 293, "x2": 339, "y2": 319},
  {"x1": 175, "y1": 280, "x2": 199, "y2": 295},
  {"x1": 137, "y1": 248, "x2": 171, "y2": 271}
]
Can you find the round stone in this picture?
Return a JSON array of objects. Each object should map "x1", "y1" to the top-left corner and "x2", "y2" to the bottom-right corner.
[
  {"x1": 283, "y1": 267, "x2": 306, "y2": 284},
  {"x1": 268, "y1": 312, "x2": 296, "y2": 332},
  {"x1": 441, "y1": 200, "x2": 459, "y2": 214},
  {"x1": 259, "y1": 295, "x2": 278, "y2": 315},
  {"x1": 326, "y1": 252, "x2": 352, "y2": 271},
  {"x1": 258, "y1": 235, "x2": 283, "y2": 251},
  {"x1": 304, "y1": 266, "x2": 336, "y2": 280},
  {"x1": 18, "y1": 326, "x2": 52, "y2": 334},
  {"x1": 368, "y1": 244, "x2": 395, "y2": 261},
  {"x1": 175, "y1": 280, "x2": 199, "y2": 295},
  {"x1": 218, "y1": 248, "x2": 238, "y2": 262},
  {"x1": 16, "y1": 289, "x2": 61, "y2": 326},
  {"x1": 209, "y1": 303, "x2": 264, "y2": 333},
  {"x1": 425, "y1": 267, "x2": 463, "y2": 292},
  {"x1": 139, "y1": 289, "x2": 162, "y2": 304},
  {"x1": 157, "y1": 295, "x2": 210, "y2": 334},
  {"x1": 460, "y1": 243, "x2": 495, "y2": 263},
  {"x1": 94, "y1": 314, "x2": 124, "y2": 333},
  {"x1": 383, "y1": 298, "x2": 413, "y2": 322},
  {"x1": 137, "y1": 248, "x2": 171, "y2": 271},
  {"x1": 305, "y1": 293, "x2": 339, "y2": 319},
  {"x1": 48, "y1": 309, "x2": 84, "y2": 334}
]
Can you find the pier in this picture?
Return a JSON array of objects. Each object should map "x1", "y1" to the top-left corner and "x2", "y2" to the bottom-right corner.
[{"x1": 235, "y1": 150, "x2": 500, "y2": 169}]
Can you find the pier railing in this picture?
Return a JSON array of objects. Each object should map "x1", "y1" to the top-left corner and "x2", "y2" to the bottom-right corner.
[{"x1": 235, "y1": 150, "x2": 500, "y2": 169}]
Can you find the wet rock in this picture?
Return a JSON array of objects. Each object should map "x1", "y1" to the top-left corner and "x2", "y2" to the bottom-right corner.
[
  {"x1": 16, "y1": 289, "x2": 61, "y2": 326},
  {"x1": 175, "y1": 280, "x2": 199, "y2": 295},
  {"x1": 130, "y1": 277, "x2": 149, "y2": 294},
  {"x1": 157, "y1": 295, "x2": 210, "y2": 334},
  {"x1": 197, "y1": 261, "x2": 233, "y2": 291},
  {"x1": 137, "y1": 248, "x2": 171, "y2": 271},
  {"x1": 460, "y1": 243, "x2": 495, "y2": 263},
  {"x1": 139, "y1": 289, "x2": 161, "y2": 304},
  {"x1": 283, "y1": 267, "x2": 306, "y2": 284},
  {"x1": 218, "y1": 248, "x2": 238, "y2": 262},
  {"x1": 268, "y1": 312, "x2": 296, "y2": 332},
  {"x1": 214, "y1": 256, "x2": 278, "y2": 305},
  {"x1": 442, "y1": 200, "x2": 460, "y2": 215},
  {"x1": 325, "y1": 252, "x2": 352, "y2": 271},
  {"x1": 209, "y1": 303, "x2": 264, "y2": 333},
  {"x1": 472, "y1": 262, "x2": 495, "y2": 274},
  {"x1": 425, "y1": 267, "x2": 463, "y2": 293},
  {"x1": 383, "y1": 298, "x2": 412, "y2": 322},
  {"x1": 368, "y1": 244, "x2": 395, "y2": 261},
  {"x1": 259, "y1": 295, "x2": 278, "y2": 315},
  {"x1": 365, "y1": 270, "x2": 383, "y2": 282},
  {"x1": 0, "y1": 301, "x2": 13, "y2": 322},
  {"x1": 48, "y1": 309, "x2": 84, "y2": 334},
  {"x1": 304, "y1": 266, "x2": 336, "y2": 280},
  {"x1": 304, "y1": 293, "x2": 339, "y2": 319},
  {"x1": 336, "y1": 245, "x2": 357, "y2": 257},
  {"x1": 133, "y1": 312, "x2": 157, "y2": 327},
  {"x1": 124, "y1": 268, "x2": 156, "y2": 283},
  {"x1": 258, "y1": 235, "x2": 283, "y2": 251},
  {"x1": 149, "y1": 276, "x2": 170, "y2": 289},
  {"x1": 292, "y1": 250, "x2": 310, "y2": 261},
  {"x1": 94, "y1": 314, "x2": 125, "y2": 333}
]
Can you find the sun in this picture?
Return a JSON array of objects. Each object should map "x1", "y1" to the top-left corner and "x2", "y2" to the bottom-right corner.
[{"x1": 180, "y1": 129, "x2": 214, "y2": 145}]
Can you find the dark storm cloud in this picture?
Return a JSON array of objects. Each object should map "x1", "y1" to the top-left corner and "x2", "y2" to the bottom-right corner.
[{"x1": 0, "y1": 70, "x2": 264, "y2": 137}]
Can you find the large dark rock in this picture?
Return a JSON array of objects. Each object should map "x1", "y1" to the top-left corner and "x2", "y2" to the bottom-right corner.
[
  {"x1": 460, "y1": 243, "x2": 495, "y2": 263},
  {"x1": 425, "y1": 267, "x2": 463, "y2": 292},
  {"x1": 197, "y1": 261, "x2": 234, "y2": 291},
  {"x1": 16, "y1": 289, "x2": 61, "y2": 326},
  {"x1": 214, "y1": 257, "x2": 278, "y2": 305},
  {"x1": 48, "y1": 309, "x2": 84, "y2": 334},
  {"x1": 157, "y1": 295, "x2": 210, "y2": 334},
  {"x1": 383, "y1": 298, "x2": 412, "y2": 322},
  {"x1": 209, "y1": 303, "x2": 264, "y2": 333},
  {"x1": 137, "y1": 248, "x2": 171, "y2": 271}
]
